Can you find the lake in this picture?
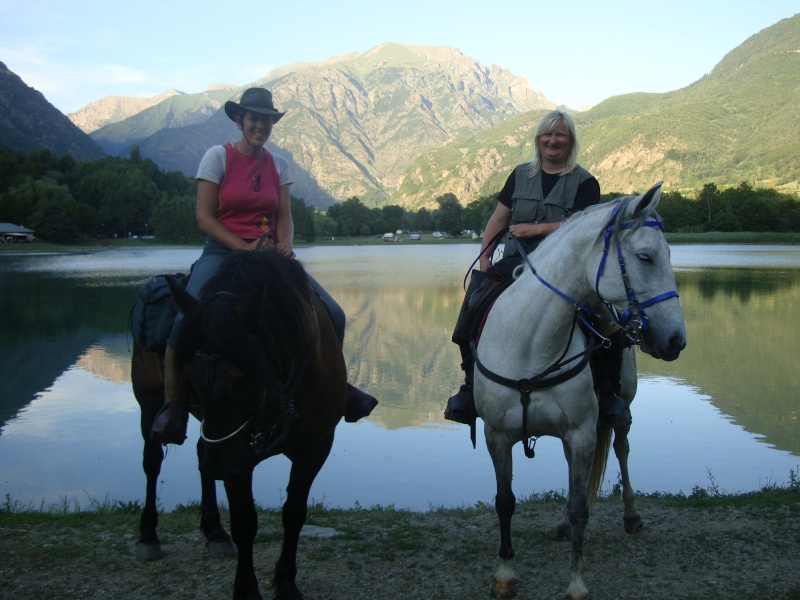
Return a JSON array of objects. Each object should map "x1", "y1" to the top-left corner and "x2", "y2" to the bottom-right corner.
[{"x1": 0, "y1": 244, "x2": 798, "y2": 511}]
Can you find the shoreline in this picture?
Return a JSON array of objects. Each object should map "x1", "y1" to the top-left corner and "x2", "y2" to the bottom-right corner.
[{"x1": 2, "y1": 230, "x2": 800, "y2": 254}]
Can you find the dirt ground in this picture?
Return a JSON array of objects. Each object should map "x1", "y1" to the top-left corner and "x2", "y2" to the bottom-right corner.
[{"x1": 2, "y1": 492, "x2": 799, "y2": 599}]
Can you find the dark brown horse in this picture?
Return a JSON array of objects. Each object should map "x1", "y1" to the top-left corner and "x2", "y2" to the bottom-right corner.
[{"x1": 131, "y1": 249, "x2": 347, "y2": 599}]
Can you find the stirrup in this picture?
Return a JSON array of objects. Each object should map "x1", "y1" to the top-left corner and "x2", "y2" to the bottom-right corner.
[{"x1": 444, "y1": 385, "x2": 477, "y2": 426}]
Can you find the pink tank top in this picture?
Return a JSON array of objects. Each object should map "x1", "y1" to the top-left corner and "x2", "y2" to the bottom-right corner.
[{"x1": 217, "y1": 143, "x2": 280, "y2": 240}]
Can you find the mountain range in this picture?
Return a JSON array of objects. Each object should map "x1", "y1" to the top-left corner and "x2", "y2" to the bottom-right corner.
[{"x1": 2, "y1": 13, "x2": 798, "y2": 209}]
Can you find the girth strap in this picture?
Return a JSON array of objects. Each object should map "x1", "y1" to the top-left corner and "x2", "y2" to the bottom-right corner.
[{"x1": 470, "y1": 336, "x2": 592, "y2": 458}]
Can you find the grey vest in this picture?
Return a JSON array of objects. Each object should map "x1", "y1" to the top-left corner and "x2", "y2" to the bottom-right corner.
[{"x1": 504, "y1": 163, "x2": 593, "y2": 257}]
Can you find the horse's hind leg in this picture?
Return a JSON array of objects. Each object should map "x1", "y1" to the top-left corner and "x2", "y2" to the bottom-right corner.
[
  {"x1": 616, "y1": 347, "x2": 642, "y2": 534},
  {"x1": 133, "y1": 347, "x2": 166, "y2": 561},
  {"x1": 484, "y1": 426, "x2": 517, "y2": 599},
  {"x1": 614, "y1": 427, "x2": 642, "y2": 533},
  {"x1": 197, "y1": 439, "x2": 236, "y2": 557},
  {"x1": 136, "y1": 418, "x2": 165, "y2": 561}
]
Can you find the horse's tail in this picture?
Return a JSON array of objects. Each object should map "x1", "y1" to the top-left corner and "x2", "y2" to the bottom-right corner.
[{"x1": 587, "y1": 427, "x2": 612, "y2": 508}]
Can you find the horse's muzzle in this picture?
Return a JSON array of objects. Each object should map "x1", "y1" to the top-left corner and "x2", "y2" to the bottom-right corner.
[{"x1": 641, "y1": 330, "x2": 686, "y2": 361}]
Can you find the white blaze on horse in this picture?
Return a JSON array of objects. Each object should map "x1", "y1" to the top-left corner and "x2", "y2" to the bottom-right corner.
[{"x1": 472, "y1": 182, "x2": 686, "y2": 599}]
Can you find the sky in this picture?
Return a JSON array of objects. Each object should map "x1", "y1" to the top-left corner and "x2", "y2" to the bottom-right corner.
[{"x1": 1, "y1": 0, "x2": 798, "y2": 115}]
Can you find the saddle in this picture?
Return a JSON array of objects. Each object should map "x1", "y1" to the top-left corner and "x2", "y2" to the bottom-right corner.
[{"x1": 466, "y1": 270, "x2": 514, "y2": 345}]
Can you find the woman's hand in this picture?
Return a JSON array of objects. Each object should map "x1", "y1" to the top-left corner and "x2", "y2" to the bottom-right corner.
[
  {"x1": 509, "y1": 222, "x2": 561, "y2": 239},
  {"x1": 275, "y1": 241, "x2": 296, "y2": 259},
  {"x1": 509, "y1": 223, "x2": 540, "y2": 238},
  {"x1": 245, "y1": 237, "x2": 275, "y2": 252}
]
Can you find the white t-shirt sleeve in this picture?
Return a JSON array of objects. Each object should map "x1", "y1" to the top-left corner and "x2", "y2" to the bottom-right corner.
[
  {"x1": 196, "y1": 145, "x2": 226, "y2": 183},
  {"x1": 196, "y1": 146, "x2": 294, "y2": 187},
  {"x1": 271, "y1": 152, "x2": 295, "y2": 187}
]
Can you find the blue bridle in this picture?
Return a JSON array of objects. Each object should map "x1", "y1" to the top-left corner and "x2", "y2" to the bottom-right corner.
[
  {"x1": 594, "y1": 203, "x2": 679, "y2": 336},
  {"x1": 516, "y1": 201, "x2": 679, "y2": 344}
]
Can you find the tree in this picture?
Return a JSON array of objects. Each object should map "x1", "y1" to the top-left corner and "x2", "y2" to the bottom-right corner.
[
  {"x1": 463, "y1": 194, "x2": 496, "y2": 234},
  {"x1": 381, "y1": 205, "x2": 405, "y2": 233},
  {"x1": 411, "y1": 207, "x2": 434, "y2": 232},
  {"x1": 334, "y1": 196, "x2": 371, "y2": 236},
  {"x1": 0, "y1": 178, "x2": 38, "y2": 226},
  {"x1": 435, "y1": 193, "x2": 463, "y2": 238},
  {"x1": 657, "y1": 191, "x2": 701, "y2": 233},
  {"x1": 698, "y1": 183, "x2": 720, "y2": 231},
  {"x1": 313, "y1": 212, "x2": 337, "y2": 238},
  {"x1": 291, "y1": 196, "x2": 316, "y2": 243},
  {"x1": 34, "y1": 203, "x2": 79, "y2": 243},
  {"x1": 150, "y1": 196, "x2": 204, "y2": 243}
]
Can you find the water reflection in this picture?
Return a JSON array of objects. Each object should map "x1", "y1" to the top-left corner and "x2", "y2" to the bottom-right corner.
[{"x1": 0, "y1": 245, "x2": 799, "y2": 511}]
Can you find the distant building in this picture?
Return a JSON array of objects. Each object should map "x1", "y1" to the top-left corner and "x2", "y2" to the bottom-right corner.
[{"x1": 0, "y1": 223, "x2": 35, "y2": 242}]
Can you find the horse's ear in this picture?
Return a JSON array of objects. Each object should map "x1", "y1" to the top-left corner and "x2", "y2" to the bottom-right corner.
[
  {"x1": 633, "y1": 181, "x2": 663, "y2": 215},
  {"x1": 166, "y1": 275, "x2": 197, "y2": 315}
]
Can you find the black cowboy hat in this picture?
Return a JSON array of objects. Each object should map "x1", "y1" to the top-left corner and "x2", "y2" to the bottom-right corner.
[{"x1": 224, "y1": 88, "x2": 285, "y2": 123}]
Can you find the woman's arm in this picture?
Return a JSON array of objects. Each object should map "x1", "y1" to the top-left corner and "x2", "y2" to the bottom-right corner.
[
  {"x1": 195, "y1": 179, "x2": 251, "y2": 250},
  {"x1": 273, "y1": 183, "x2": 295, "y2": 258},
  {"x1": 479, "y1": 203, "x2": 512, "y2": 271}
]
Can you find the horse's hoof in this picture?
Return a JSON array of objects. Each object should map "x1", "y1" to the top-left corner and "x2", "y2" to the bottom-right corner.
[
  {"x1": 207, "y1": 538, "x2": 237, "y2": 557},
  {"x1": 565, "y1": 593, "x2": 589, "y2": 600},
  {"x1": 135, "y1": 541, "x2": 164, "y2": 561},
  {"x1": 624, "y1": 515, "x2": 643, "y2": 534},
  {"x1": 491, "y1": 577, "x2": 517, "y2": 599}
]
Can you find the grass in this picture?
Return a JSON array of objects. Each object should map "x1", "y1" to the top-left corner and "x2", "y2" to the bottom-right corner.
[{"x1": 2, "y1": 467, "x2": 798, "y2": 517}]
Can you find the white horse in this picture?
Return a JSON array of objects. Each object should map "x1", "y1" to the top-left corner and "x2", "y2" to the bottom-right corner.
[{"x1": 472, "y1": 182, "x2": 686, "y2": 599}]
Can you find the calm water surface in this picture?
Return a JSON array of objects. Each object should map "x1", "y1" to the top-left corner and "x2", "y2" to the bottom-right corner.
[{"x1": 0, "y1": 244, "x2": 798, "y2": 511}]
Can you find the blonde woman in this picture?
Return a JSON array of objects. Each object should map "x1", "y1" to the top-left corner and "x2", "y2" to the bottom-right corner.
[{"x1": 445, "y1": 110, "x2": 627, "y2": 433}]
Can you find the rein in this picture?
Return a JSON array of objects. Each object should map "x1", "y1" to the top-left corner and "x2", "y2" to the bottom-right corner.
[
  {"x1": 472, "y1": 201, "x2": 679, "y2": 457},
  {"x1": 199, "y1": 292, "x2": 321, "y2": 459}
]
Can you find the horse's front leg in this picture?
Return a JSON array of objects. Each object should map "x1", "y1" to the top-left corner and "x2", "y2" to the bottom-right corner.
[
  {"x1": 562, "y1": 428, "x2": 595, "y2": 600},
  {"x1": 225, "y1": 473, "x2": 262, "y2": 600},
  {"x1": 613, "y1": 425, "x2": 642, "y2": 533},
  {"x1": 274, "y1": 435, "x2": 335, "y2": 600},
  {"x1": 198, "y1": 439, "x2": 237, "y2": 557},
  {"x1": 484, "y1": 425, "x2": 517, "y2": 599}
]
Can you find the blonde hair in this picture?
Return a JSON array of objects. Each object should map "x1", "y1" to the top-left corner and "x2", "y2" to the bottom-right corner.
[{"x1": 526, "y1": 110, "x2": 579, "y2": 178}]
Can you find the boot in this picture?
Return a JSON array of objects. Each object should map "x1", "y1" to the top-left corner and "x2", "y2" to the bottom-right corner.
[
  {"x1": 444, "y1": 353, "x2": 478, "y2": 426},
  {"x1": 597, "y1": 388, "x2": 632, "y2": 429},
  {"x1": 343, "y1": 383, "x2": 378, "y2": 422},
  {"x1": 150, "y1": 346, "x2": 189, "y2": 445}
]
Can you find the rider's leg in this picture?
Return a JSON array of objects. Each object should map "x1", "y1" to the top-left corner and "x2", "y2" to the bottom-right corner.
[
  {"x1": 306, "y1": 274, "x2": 378, "y2": 422},
  {"x1": 444, "y1": 270, "x2": 486, "y2": 425},
  {"x1": 151, "y1": 241, "x2": 228, "y2": 445},
  {"x1": 150, "y1": 344, "x2": 188, "y2": 444},
  {"x1": 444, "y1": 341, "x2": 477, "y2": 425},
  {"x1": 591, "y1": 332, "x2": 631, "y2": 429}
]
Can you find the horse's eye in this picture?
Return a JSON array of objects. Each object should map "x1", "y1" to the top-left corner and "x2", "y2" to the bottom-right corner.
[{"x1": 637, "y1": 253, "x2": 652, "y2": 263}]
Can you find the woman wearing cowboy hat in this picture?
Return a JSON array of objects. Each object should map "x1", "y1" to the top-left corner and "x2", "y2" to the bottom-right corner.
[{"x1": 151, "y1": 87, "x2": 377, "y2": 444}]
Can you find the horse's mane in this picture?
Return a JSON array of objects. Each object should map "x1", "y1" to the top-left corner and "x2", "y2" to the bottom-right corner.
[
  {"x1": 175, "y1": 250, "x2": 311, "y2": 387},
  {"x1": 524, "y1": 194, "x2": 660, "y2": 268}
]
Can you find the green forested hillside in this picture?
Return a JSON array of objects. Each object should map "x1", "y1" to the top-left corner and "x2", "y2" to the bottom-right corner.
[{"x1": 390, "y1": 14, "x2": 800, "y2": 208}]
